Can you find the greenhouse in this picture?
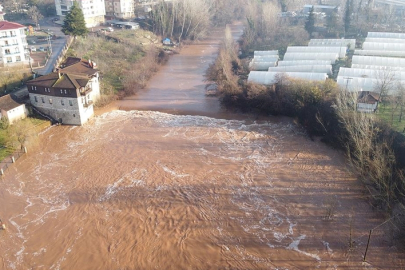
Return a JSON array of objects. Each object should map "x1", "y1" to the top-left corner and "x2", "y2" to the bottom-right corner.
[
  {"x1": 365, "y1": 37, "x2": 405, "y2": 44},
  {"x1": 254, "y1": 50, "x2": 279, "y2": 57},
  {"x1": 283, "y1": 53, "x2": 339, "y2": 63},
  {"x1": 354, "y1": 50, "x2": 405, "y2": 58},
  {"x1": 367, "y1": 32, "x2": 405, "y2": 39},
  {"x1": 268, "y1": 65, "x2": 332, "y2": 74},
  {"x1": 338, "y1": 67, "x2": 405, "y2": 81},
  {"x1": 308, "y1": 39, "x2": 356, "y2": 49},
  {"x1": 277, "y1": 60, "x2": 331, "y2": 66},
  {"x1": 252, "y1": 55, "x2": 280, "y2": 62},
  {"x1": 351, "y1": 64, "x2": 405, "y2": 71},
  {"x1": 286, "y1": 46, "x2": 347, "y2": 58},
  {"x1": 249, "y1": 61, "x2": 278, "y2": 71},
  {"x1": 362, "y1": 42, "x2": 405, "y2": 51},
  {"x1": 351, "y1": 56, "x2": 405, "y2": 67},
  {"x1": 248, "y1": 71, "x2": 327, "y2": 85},
  {"x1": 337, "y1": 76, "x2": 405, "y2": 93}
]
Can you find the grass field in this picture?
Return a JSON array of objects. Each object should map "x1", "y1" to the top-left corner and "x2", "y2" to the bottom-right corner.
[{"x1": 376, "y1": 103, "x2": 405, "y2": 133}]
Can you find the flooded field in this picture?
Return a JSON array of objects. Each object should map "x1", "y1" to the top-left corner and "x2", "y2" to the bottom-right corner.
[{"x1": 1, "y1": 23, "x2": 404, "y2": 269}]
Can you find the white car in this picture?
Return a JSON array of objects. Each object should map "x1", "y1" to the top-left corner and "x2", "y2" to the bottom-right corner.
[{"x1": 30, "y1": 46, "x2": 36, "y2": 52}]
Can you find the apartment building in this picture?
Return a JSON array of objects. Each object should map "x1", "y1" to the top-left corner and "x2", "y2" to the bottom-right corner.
[
  {"x1": 0, "y1": 20, "x2": 28, "y2": 66},
  {"x1": 105, "y1": 0, "x2": 134, "y2": 19},
  {"x1": 55, "y1": 0, "x2": 106, "y2": 27}
]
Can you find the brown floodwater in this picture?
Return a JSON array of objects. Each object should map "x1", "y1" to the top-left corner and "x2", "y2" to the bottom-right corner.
[{"x1": 1, "y1": 23, "x2": 405, "y2": 270}]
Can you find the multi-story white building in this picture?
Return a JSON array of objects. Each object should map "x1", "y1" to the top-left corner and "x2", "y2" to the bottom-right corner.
[
  {"x1": 0, "y1": 21, "x2": 28, "y2": 66},
  {"x1": 26, "y1": 57, "x2": 101, "y2": 125},
  {"x1": 55, "y1": 0, "x2": 106, "y2": 27},
  {"x1": 105, "y1": 0, "x2": 134, "y2": 19}
]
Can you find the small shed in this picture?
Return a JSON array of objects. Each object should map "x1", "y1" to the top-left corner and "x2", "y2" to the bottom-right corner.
[
  {"x1": 0, "y1": 94, "x2": 28, "y2": 124},
  {"x1": 163, "y1": 38, "x2": 172, "y2": 45},
  {"x1": 357, "y1": 91, "x2": 380, "y2": 113}
]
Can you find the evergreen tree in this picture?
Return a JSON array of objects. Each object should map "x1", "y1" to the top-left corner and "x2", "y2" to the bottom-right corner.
[
  {"x1": 62, "y1": 2, "x2": 88, "y2": 38},
  {"x1": 305, "y1": 6, "x2": 315, "y2": 37},
  {"x1": 326, "y1": 7, "x2": 338, "y2": 35},
  {"x1": 344, "y1": 0, "x2": 352, "y2": 35}
]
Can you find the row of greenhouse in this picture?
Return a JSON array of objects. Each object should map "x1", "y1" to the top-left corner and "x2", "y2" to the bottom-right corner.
[
  {"x1": 336, "y1": 31, "x2": 405, "y2": 94},
  {"x1": 248, "y1": 38, "x2": 353, "y2": 84}
]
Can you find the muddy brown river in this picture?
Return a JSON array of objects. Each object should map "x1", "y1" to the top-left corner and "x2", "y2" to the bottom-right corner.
[{"x1": 1, "y1": 23, "x2": 405, "y2": 269}]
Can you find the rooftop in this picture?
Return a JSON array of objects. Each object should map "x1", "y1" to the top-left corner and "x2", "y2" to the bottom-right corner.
[
  {"x1": 0, "y1": 20, "x2": 26, "y2": 31},
  {"x1": 0, "y1": 94, "x2": 23, "y2": 111}
]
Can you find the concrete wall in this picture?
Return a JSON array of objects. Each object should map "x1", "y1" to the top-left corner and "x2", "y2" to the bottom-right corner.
[{"x1": 30, "y1": 93, "x2": 94, "y2": 125}]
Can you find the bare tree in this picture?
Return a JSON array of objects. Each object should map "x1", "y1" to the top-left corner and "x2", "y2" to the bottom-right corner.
[
  {"x1": 7, "y1": 119, "x2": 37, "y2": 150},
  {"x1": 27, "y1": 6, "x2": 44, "y2": 27}
]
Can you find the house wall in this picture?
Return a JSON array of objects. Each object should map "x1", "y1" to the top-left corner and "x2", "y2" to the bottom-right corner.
[
  {"x1": 1, "y1": 105, "x2": 28, "y2": 124},
  {"x1": 0, "y1": 27, "x2": 28, "y2": 66},
  {"x1": 357, "y1": 102, "x2": 378, "y2": 113},
  {"x1": 30, "y1": 93, "x2": 94, "y2": 125}
]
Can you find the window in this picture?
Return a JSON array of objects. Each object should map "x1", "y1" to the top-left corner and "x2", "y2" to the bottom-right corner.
[
  {"x1": 49, "y1": 98, "x2": 53, "y2": 104},
  {"x1": 31, "y1": 86, "x2": 34, "y2": 90},
  {"x1": 34, "y1": 96, "x2": 38, "y2": 102},
  {"x1": 5, "y1": 49, "x2": 10, "y2": 54},
  {"x1": 60, "y1": 89, "x2": 63, "y2": 94},
  {"x1": 34, "y1": 86, "x2": 37, "y2": 90},
  {"x1": 64, "y1": 89, "x2": 67, "y2": 94},
  {"x1": 6, "y1": 57, "x2": 12, "y2": 63},
  {"x1": 16, "y1": 56, "x2": 21, "y2": 62},
  {"x1": 69, "y1": 100, "x2": 73, "y2": 106},
  {"x1": 61, "y1": 99, "x2": 64, "y2": 105},
  {"x1": 41, "y1": 97, "x2": 45, "y2": 103}
]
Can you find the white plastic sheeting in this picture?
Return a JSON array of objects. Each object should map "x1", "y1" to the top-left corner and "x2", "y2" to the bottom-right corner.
[
  {"x1": 351, "y1": 64, "x2": 405, "y2": 71},
  {"x1": 362, "y1": 42, "x2": 405, "y2": 51},
  {"x1": 249, "y1": 61, "x2": 277, "y2": 71},
  {"x1": 337, "y1": 76, "x2": 405, "y2": 93},
  {"x1": 308, "y1": 39, "x2": 356, "y2": 49},
  {"x1": 367, "y1": 32, "x2": 405, "y2": 39},
  {"x1": 338, "y1": 67, "x2": 405, "y2": 81},
  {"x1": 254, "y1": 50, "x2": 279, "y2": 57},
  {"x1": 268, "y1": 65, "x2": 332, "y2": 74},
  {"x1": 365, "y1": 37, "x2": 405, "y2": 44},
  {"x1": 248, "y1": 71, "x2": 327, "y2": 85},
  {"x1": 277, "y1": 60, "x2": 331, "y2": 66},
  {"x1": 286, "y1": 46, "x2": 347, "y2": 58},
  {"x1": 252, "y1": 55, "x2": 279, "y2": 61},
  {"x1": 354, "y1": 50, "x2": 405, "y2": 58},
  {"x1": 283, "y1": 53, "x2": 339, "y2": 63},
  {"x1": 352, "y1": 55, "x2": 405, "y2": 67}
]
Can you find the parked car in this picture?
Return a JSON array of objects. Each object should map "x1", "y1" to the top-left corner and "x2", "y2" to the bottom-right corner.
[
  {"x1": 107, "y1": 27, "x2": 114, "y2": 32},
  {"x1": 30, "y1": 46, "x2": 36, "y2": 52},
  {"x1": 39, "y1": 46, "x2": 45, "y2": 52}
]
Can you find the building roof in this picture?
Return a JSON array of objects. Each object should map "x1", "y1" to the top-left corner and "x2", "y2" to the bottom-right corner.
[
  {"x1": 59, "y1": 57, "x2": 98, "y2": 76},
  {"x1": 27, "y1": 72, "x2": 90, "y2": 89},
  {"x1": 0, "y1": 20, "x2": 26, "y2": 31},
  {"x1": 358, "y1": 91, "x2": 380, "y2": 104},
  {"x1": 0, "y1": 94, "x2": 23, "y2": 111}
]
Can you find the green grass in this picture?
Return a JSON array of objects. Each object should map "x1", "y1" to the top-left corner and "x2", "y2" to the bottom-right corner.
[{"x1": 376, "y1": 103, "x2": 405, "y2": 133}]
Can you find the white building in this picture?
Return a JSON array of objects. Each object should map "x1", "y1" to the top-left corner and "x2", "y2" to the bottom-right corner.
[
  {"x1": 26, "y1": 57, "x2": 101, "y2": 125},
  {"x1": 105, "y1": 0, "x2": 134, "y2": 19},
  {"x1": 55, "y1": 0, "x2": 106, "y2": 28},
  {"x1": 0, "y1": 94, "x2": 28, "y2": 124},
  {"x1": 0, "y1": 21, "x2": 28, "y2": 66}
]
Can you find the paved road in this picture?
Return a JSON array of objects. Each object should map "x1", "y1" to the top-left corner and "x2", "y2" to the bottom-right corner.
[{"x1": 33, "y1": 17, "x2": 68, "y2": 75}]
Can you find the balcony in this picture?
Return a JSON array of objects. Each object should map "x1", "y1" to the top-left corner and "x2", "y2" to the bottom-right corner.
[
  {"x1": 83, "y1": 100, "x2": 93, "y2": 107},
  {"x1": 0, "y1": 35, "x2": 17, "y2": 39},
  {"x1": 1, "y1": 43, "x2": 19, "y2": 47},
  {"x1": 4, "y1": 51, "x2": 21, "y2": 55}
]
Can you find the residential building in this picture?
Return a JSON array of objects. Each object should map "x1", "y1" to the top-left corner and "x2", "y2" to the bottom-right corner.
[
  {"x1": 26, "y1": 57, "x2": 101, "y2": 125},
  {"x1": 357, "y1": 91, "x2": 380, "y2": 113},
  {"x1": 0, "y1": 20, "x2": 28, "y2": 66},
  {"x1": 105, "y1": 0, "x2": 134, "y2": 19},
  {"x1": 0, "y1": 94, "x2": 28, "y2": 124},
  {"x1": 55, "y1": 0, "x2": 106, "y2": 27}
]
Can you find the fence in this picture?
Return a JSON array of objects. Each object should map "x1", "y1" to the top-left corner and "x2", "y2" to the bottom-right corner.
[{"x1": 0, "y1": 148, "x2": 26, "y2": 176}]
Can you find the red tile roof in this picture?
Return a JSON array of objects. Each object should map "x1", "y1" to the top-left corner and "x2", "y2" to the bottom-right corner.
[{"x1": 0, "y1": 20, "x2": 25, "y2": 31}]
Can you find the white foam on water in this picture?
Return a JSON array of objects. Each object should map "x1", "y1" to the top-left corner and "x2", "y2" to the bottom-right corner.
[{"x1": 287, "y1": 235, "x2": 321, "y2": 261}]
